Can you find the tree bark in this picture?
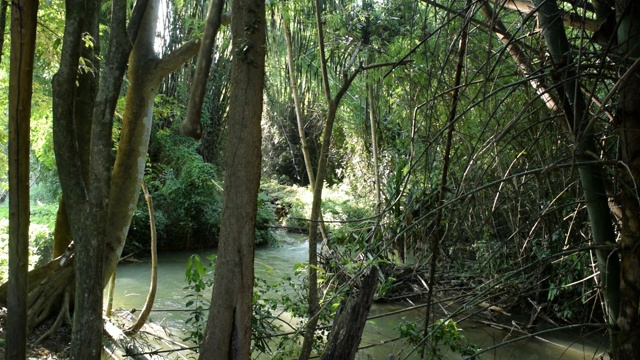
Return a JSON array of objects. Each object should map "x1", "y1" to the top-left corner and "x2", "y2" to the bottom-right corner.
[
  {"x1": 181, "y1": 0, "x2": 224, "y2": 139},
  {"x1": 45, "y1": 1, "x2": 200, "y2": 355},
  {"x1": 320, "y1": 267, "x2": 378, "y2": 360},
  {"x1": 612, "y1": 2, "x2": 640, "y2": 358},
  {"x1": 51, "y1": 0, "x2": 104, "y2": 356},
  {"x1": 198, "y1": 0, "x2": 266, "y2": 357},
  {"x1": 7, "y1": 0, "x2": 39, "y2": 357}
]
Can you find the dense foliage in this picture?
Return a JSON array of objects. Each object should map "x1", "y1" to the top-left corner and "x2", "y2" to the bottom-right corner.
[{"x1": 3, "y1": 0, "x2": 639, "y2": 357}]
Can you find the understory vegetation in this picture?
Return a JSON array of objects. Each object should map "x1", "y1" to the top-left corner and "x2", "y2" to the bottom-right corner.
[{"x1": 2, "y1": 0, "x2": 636, "y2": 358}]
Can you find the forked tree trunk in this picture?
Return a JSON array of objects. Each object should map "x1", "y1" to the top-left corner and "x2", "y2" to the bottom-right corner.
[
  {"x1": 4, "y1": 0, "x2": 200, "y2": 352},
  {"x1": 52, "y1": 0, "x2": 104, "y2": 356},
  {"x1": 198, "y1": 0, "x2": 266, "y2": 357}
]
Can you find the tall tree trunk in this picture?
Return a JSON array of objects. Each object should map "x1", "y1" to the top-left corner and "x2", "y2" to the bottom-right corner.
[
  {"x1": 198, "y1": 0, "x2": 266, "y2": 357},
  {"x1": 48, "y1": 1, "x2": 199, "y2": 355},
  {"x1": 7, "y1": 0, "x2": 38, "y2": 358},
  {"x1": 101, "y1": 0, "x2": 200, "y2": 287},
  {"x1": 298, "y1": 0, "x2": 362, "y2": 354},
  {"x1": 283, "y1": 18, "x2": 329, "y2": 241},
  {"x1": 613, "y1": 2, "x2": 640, "y2": 358},
  {"x1": 52, "y1": 0, "x2": 105, "y2": 357},
  {"x1": 367, "y1": 84, "x2": 381, "y2": 214},
  {"x1": 532, "y1": 0, "x2": 621, "y2": 353},
  {"x1": 422, "y1": 3, "x2": 469, "y2": 356}
]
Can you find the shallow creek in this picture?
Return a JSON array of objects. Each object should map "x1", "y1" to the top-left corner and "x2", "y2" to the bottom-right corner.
[{"x1": 111, "y1": 232, "x2": 607, "y2": 359}]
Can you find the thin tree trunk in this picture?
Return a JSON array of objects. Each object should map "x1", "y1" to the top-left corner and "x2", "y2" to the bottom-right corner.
[
  {"x1": 297, "y1": 1, "x2": 333, "y2": 354},
  {"x1": 126, "y1": 181, "x2": 158, "y2": 334},
  {"x1": 479, "y1": 3, "x2": 559, "y2": 115},
  {"x1": 105, "y1": 272, "x2": 116, "y2": 317},
  {"x1": 367, "y1": 84, "x2": 381, "y2": 214},
  {"x1": 532, "y1": 0, "x2": 621, "y2": 353},
  {"x1": 422, "y1": 3, "x2": 469, "y2": 357},
  {"x1": 7, "y1": 0, "x2": 39, "y2": 357},
  {"x1": 298, "y1": 1, "x2": 363, "y2": 355},
  {"x1": 0, "y1": 0, "x2": 8, "y2": 63},
  {"x1": 283, "y1": 19, "x2": 329, "y2": 241},
  {"x1": 198, "y1": 0, "x2": 266, "y2": 357},
  {"x1": 181, "y1": 0, "x2": 225, "y2": 139}
]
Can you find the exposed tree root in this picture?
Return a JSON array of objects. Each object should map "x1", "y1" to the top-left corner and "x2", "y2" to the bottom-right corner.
[
  {"x1": 34, "y1": 287, "x2": 71, "y2": 345},
  {"x1": 27, "y1": 258, "x2": 75, "y2": 332}
]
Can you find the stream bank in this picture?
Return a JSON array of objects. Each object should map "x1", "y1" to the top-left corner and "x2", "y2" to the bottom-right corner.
[{"x1": 108, "y1": 231, "x2": 608, "y2": 359}]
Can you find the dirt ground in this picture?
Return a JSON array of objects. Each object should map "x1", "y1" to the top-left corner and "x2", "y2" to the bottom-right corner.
[{"x1": 0, "y1": 307, "x2": 71, "y2": 360}]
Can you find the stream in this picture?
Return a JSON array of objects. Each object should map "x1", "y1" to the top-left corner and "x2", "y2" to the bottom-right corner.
[{"x1": 111, "y1": 231, "x2": 608, "y2": 359}]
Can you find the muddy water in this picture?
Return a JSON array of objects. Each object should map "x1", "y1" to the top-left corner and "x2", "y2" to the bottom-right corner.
[{"x1": 111, "y1": 232, "x2": 607, "y2": 359}]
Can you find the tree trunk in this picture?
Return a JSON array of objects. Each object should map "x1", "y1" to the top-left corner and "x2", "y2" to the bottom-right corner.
[
  {"x1": 532, "y1": 0, "x2": 621, "y2": 353},
  {"x1": 283, "y1": 18, "x2": 329, "y2": 241},
  {"x1": 198, "y1": 0, "x2": 266, "y2": 357},
  {"x1": 320, "y1": 267, "x2": 378, "y2": 360},
  {"x1": 613, "y1": 2, "x2": 640, "y2": 358},
  {"x1": 181, "y1": 0, "x2": 224, "y2": 139},
  {"x1": 25, "y1": 0, "x2": 199, "y2": 351},
  {"x1": 52, "y1": 0, "x2": 105, "y2": 356},
  {"x1": 298, "y1": 2, "x2": 363, "y2": 356},
  {"x1": 422, "y1": 4, "x2": 469, "y2": 355},
  {"x1": 101, "y1": 0, "x2": 200, "y2": 286},
  {"x1": 7, "y1": 0, "x2": 38, "y2": 357}
]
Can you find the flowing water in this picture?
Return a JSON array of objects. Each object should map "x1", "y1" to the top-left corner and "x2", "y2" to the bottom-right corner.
[{"x1": 110, "y1": 232, "x2": 608, "y2": 359}]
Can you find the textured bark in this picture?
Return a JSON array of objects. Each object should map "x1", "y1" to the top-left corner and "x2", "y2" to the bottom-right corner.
[
  {"x1": 198, "y1": 0, "x2": 265, "y2": 357},
  {"x1": 181, "y1": 0, "x2": 224, "y2": 139},
  {"x1": 7, "y1": 0, "x2": 39, "y2": 357},
  {"x1": 52, "y1": 0, "x2": 104, "y2": 357},
  {"x1": 320, "y1": 267, "x2": 378, "y2": 360},
  {"x1": 42, "y1": 1, "x2": 199, "y2": 355},
  {"x1": 613, "y1": 2, "x2": 640, "y2": 358}
]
